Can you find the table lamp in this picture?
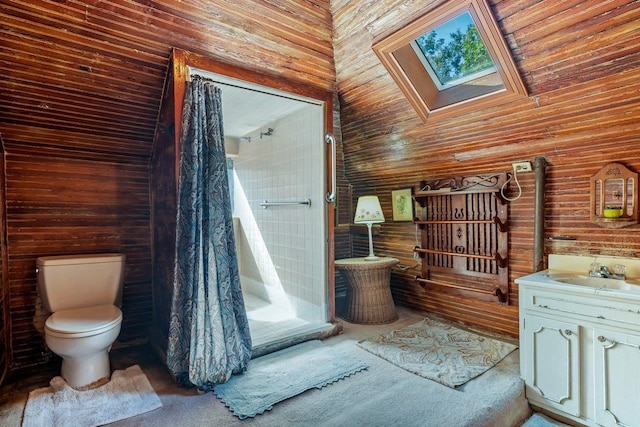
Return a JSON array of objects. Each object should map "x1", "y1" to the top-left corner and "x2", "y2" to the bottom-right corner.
[{"x1": 354, "y1": 195, "x2": 385, "y2": 261}]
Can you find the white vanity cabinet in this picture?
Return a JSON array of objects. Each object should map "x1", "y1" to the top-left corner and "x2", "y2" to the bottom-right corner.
[
  {"x1": 592, "y1": 327, "x2": 640, "y2": 427},
  {"x1": 517, "y1": 258, "x2": 640, "y2": 427},
  {"x1": 521, "y1": 314, "x2": 581, "y2": 418}
]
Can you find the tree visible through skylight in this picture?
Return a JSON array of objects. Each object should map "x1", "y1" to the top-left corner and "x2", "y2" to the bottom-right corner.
[{"x1": 413, "y1": 12, "x2": 495, "y2": 89}]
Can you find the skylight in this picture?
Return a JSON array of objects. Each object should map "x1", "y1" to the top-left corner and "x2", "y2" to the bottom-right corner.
[
  {"x1": 410, "y1": 12, "x2": 496, "y2": 90},
  {"x1": 372, "y1": 0, "x2": 527, "y2": 121}
]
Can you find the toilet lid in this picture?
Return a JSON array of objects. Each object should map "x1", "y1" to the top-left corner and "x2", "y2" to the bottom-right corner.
[{"x1": 45, "y1": 304, "x2": 122, "y2": 336}]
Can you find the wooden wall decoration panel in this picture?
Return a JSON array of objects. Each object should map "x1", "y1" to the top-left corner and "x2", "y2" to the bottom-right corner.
[
  {"x1": 413, "y1": 174, "x2": 510, "y2": 304},
  {"x1": 332, "y1": 0, "x2": 640, "y2": 337}
]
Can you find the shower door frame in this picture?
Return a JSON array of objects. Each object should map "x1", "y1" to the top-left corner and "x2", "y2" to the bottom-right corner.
[{"x1": 169, "y1": 49, "x2": 336, "y2": 322}]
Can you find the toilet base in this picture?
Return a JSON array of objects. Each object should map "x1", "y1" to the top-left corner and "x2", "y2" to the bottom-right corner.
[
  {"x1": 44, "y1": 314, "x2": 122, "y2": 390},
  {"x1": 60, "y1": 350, "x2": 112, "y2": 389}
]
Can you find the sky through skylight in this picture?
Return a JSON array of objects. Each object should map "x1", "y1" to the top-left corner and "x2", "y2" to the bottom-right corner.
[{"x1": 413, "y1": 11, "x2": 496, "y2": 89}]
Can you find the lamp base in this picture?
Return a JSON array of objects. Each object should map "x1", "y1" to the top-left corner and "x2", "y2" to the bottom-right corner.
[{"x1": 364, "y1": 255, "x2": 380, "y2": 261}]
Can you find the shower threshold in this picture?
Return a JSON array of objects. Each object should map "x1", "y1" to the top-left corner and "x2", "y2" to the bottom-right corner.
[{"x1": 244, "y1": 293, "x2": 341, "y2": 358}]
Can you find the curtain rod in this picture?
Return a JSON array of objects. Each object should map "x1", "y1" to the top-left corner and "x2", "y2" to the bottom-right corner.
[{"x1": 186, "y1": 66, "x2": 322, "y2": 106}]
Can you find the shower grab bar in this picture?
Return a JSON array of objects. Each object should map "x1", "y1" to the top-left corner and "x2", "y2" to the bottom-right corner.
[
  {"x1": 325, "y1": 133, "x2": 336, "y2": 203},
  {"x1": 261, "y1": 199, "x2": 311, "y2": 209}
]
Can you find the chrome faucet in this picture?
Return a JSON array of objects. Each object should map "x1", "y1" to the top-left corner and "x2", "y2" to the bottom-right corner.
[
  {"x1": 589, "y1": 263, "x2": 626, "y2": 280},
  {"x1": 600, "y1": 266, "x2": 614, "y2": 278}
]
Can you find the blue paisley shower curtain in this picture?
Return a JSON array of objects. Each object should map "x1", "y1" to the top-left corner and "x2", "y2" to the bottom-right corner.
[{"x1": 166, "y1": 76, "x2": 252, "y2": 390}]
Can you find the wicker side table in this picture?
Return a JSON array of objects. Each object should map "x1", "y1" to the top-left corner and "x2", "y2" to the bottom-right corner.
[{"x1": 335, "y1": 257, "x2": 399, "y2": 324}]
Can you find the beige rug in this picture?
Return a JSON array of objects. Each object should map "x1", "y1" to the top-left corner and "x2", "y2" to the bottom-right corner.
[
  {"x1": 21, "y1": 365, "x2": 162, "y2": 427},
  {"x1": 357, "y1": 317, "x2": 517, "y2": 388}
]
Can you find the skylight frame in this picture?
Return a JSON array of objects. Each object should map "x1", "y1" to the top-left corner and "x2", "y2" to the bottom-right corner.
[{"x1": 372, "y1": 0, "x2": 527, "y2": 122}]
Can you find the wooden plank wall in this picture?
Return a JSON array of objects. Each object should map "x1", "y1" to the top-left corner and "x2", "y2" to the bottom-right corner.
[
  {"x1": 150, "y1": 71, "x2": 178, "y2": 357},
  {"x1": 0, "y1": 0, "x2": 336, "y2": 374},
  {"x1": 331, "y1": 0, "x2": 640, "y2": 337},
  {"x1": 1, "y1": 142, "x2": 152, "y2": 369},
  {"x1": 2, "y1": 0, "x2": 638, "y2": 372},
  {"x1": 0, "y1": 142, "x2": 7, "y2": 383}
]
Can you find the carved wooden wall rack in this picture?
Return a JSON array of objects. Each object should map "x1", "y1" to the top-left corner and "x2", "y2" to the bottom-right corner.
[{"x1": 413, "y1": 174, "x2": 510, "y2": 304}]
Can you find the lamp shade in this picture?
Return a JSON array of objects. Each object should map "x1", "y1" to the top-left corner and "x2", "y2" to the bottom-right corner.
[{"x1": 354, "y1": 196, "x2": 385, "y2": 224}]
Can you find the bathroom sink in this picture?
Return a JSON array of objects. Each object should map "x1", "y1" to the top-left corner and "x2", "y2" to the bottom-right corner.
[
  {"x1": 516, "y1": 255, "x2": 640, "y2": 298},
  {"x1": 546, "y1": 272, "x2": 640, "y2": 292}
]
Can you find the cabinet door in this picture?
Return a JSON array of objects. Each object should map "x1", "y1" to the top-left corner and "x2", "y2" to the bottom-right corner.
[
  {"x1": 594, "y1": 328, "x2": 640, "y2": 427},
  {"x1": 523, "y1": 315, "x2": 581, "y2": 416}
]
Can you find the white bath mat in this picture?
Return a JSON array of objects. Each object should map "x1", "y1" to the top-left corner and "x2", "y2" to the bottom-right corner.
[{"x1": 21, "y1": 364, "x2": 162, "y2": 427}]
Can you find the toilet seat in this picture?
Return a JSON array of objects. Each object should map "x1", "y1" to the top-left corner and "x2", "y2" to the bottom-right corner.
[{"x1": 45, "y1": 304, "x2": 122, "y2": 338}]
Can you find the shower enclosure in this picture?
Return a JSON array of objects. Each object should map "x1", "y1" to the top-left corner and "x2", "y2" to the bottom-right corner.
[
  {"x1": 227, "y1": 96, "x2": 333, "y2": 351},
  {"x1": 151, "y1": 50, "x2": 337, "y2": 361},
  {"x1": 204, "y1": 70, "x2": 337, "y2": 353}
]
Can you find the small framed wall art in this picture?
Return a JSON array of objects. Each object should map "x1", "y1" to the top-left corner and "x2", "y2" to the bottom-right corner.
[{"x1": 391, "y1": 188, "x2": 413, "y2": 221}]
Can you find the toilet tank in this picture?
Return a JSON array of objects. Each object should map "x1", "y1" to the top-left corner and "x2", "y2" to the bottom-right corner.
[{"x1": 37, "y1": 253, "x2": 126, "y2": 313}]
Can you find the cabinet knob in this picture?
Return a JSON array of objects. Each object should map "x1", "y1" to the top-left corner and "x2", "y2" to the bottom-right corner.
[
  {"x1": 564, "y1": 329, "x2": 573, "y2": 336},
  {"x1": 597, "y1": 335, "x2": 618, "y2": 346}
]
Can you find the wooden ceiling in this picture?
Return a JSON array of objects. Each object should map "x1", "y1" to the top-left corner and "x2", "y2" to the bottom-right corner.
[{"x1": 0, "y1": 0, "x2": 335, "y2": 158}]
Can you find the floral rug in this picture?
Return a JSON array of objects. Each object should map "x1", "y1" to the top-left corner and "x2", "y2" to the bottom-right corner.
[{"x1": 357, "y1": 317, "x2": 517, "y2": 388}]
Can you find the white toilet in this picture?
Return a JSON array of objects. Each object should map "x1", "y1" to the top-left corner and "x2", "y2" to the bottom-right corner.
[{"x1": 36, "y1": 253, "x2": 126, "y2": 389}]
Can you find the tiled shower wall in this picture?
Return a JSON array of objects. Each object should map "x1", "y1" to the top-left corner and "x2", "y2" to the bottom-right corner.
[{"x1": 232, "y1": 103, "x2": 326, "y2": 324}]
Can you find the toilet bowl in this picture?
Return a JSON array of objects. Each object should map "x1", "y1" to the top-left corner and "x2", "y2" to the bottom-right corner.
[
  {"x1": 37, "y1": 253, "x2": 126, "y2": 389},
  {"x1": 44, "y1": 304, "x2": 123, "y2": 388}
]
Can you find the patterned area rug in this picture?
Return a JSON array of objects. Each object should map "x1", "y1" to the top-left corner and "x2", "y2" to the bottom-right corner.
[
  {"x1": 214, "y1": 340, "x2": 367, "y2": 419},
  {"x1": 22, "y1": 365, "x2": 162, "y2": 427},
  {"x1": 357, "y1": 317, "x2": 517, "y2": 388}
]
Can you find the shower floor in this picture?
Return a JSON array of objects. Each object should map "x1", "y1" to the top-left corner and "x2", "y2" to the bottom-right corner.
[{"x1": 243, "y1": 292, "x2": 334, "y2": 351}]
